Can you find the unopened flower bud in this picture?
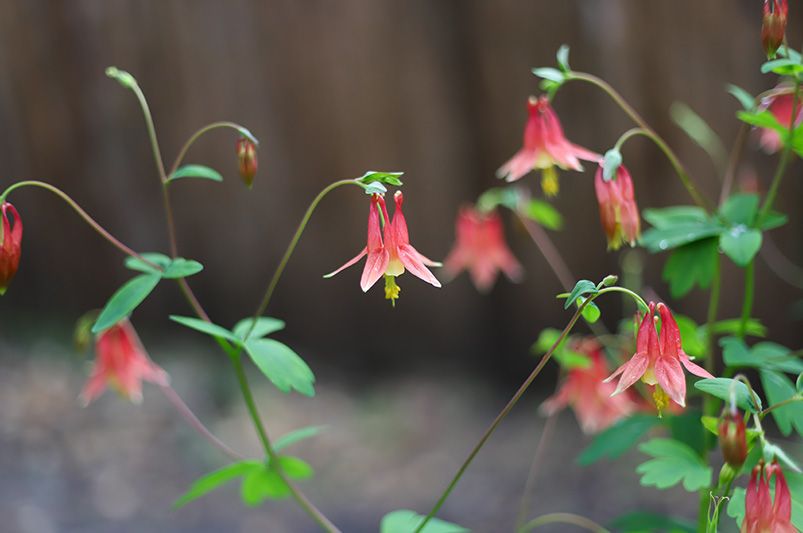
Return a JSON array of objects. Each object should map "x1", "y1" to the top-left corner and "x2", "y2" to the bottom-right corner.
[
  {"x1": 0, "y1": 202, "x2": 23, "y2": 295},
  {"x1": 718, "y1": 408, "x2": 747, "y2": 468},
  {"x1": 236, "y1": 138, "x2": 258, "y2": 188},
  {"x1": 762, "y1": 0, "x2": 788, "y2": 58}
]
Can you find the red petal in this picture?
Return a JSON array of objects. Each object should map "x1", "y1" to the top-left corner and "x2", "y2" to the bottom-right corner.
[
  {"x1": 324, "y1": 247, "x2": 367, "y2": 278},
  {"x1": 360, "y1": 248, "x2": 390, "y2": 292},
  {"x1": 397, "y1": 243, "x2": 441, "y2": 287},
  {"x1": 655, "y1": 356, "x2": 686, "y2": 407},
  {"x1": 680, "y1": 352, "x2": 714, "y2": 379},
  {"x1": 608, "y1": 352, "x2": 649, "y2": 396}
]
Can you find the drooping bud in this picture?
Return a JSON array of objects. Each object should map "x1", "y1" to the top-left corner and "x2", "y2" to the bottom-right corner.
[
  {"x1": 762, "y1": 0, "x2": 788, "y2": 58},
  {"x1": 594, "y1": 164, "x2": 641, "y2": 250},
  {"x1": 236, "y1": 137, "x2": 258, "y2": 188},
  {"x1": 718, "y1": 407, "x2": 748, "y2": 468},
  {"x1": 0, "y1": 202, "x2": 23, "y2": 295}
]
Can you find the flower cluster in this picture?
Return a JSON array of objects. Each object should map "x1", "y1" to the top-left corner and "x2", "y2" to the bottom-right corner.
[
  {"x1": 743, "y1": 460, "x2": 795, "y2": 533},
  {"x1": 0, "y1": 202, "x2": 22, "y2": 295}
]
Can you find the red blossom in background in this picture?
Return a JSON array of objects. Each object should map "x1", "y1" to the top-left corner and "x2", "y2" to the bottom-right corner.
[
  {"x1": 81, "y1": 320, "x2": 169, "y2": 406},
  {"x1": 604, "y1": 302, "x2": 713, "y2": 409},
  {"x1": 743, "y1": 461, "x2": 796, "y2": 533},
  {"x1": 757, "y1": 85, "x2": 803, "y2": 153},
  {"x1": 0, "y1": 202, "x2": 22, "y2": 295},
  {"x1": 594, "y1": 164, "x2": 641, "y2": 250},
  {"x1": 496, "y1": 95, "x2": 599, "y2": 197},
  {"x1": 762, "y1": 0, "x2": 788, "y2": 57},
  {"x1": 541, "y1": 340, "x2": 638, "y2": 434},
  {"x1": 442, "y1": 207, "x2": 523, "y2": 292},
  {"x1": 326, "y1": 192, "x2": 440, "y2": 304}
]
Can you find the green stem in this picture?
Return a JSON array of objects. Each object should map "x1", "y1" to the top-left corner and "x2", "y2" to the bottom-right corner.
[
  {"x1": 595, "y1": 286, "x2": 649, "y2": 312},
  {"x1": 760, "y1": 395, "x2": 803, "y2": 417},
  {"x1": 0, "y1": 180, "x2": 159, "y2": 269},
  {"x1": 414, "y1": 302, "x2": 589, "y2": 533},
  {"x1": 514, "y1": 406, "x2": 559, "y2": 530},
  {"x1": 125, "y1": 79, "x2": 168, "y2": 183},
  {"x1": 566, "y1": 72, "x2": 713, "y2": 213},
  {"x1": 613, "y1": 127, "x2": 650, "y2": 152},
  {"x1": 242, "y1": 178, "x2": 362, "y2": 340},
  {"x1": 169, "y1": 121, "x2": 254, "y2": 177},
  {"x1": 517, "y1": 512, "x2": 610, "y2": 533},
  {"x1": 738, "y1": 261, "x2": 755, "y2": 340}
]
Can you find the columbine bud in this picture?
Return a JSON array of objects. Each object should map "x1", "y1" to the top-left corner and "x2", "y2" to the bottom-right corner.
[
  {"x1": 762, "y1": 0, "x2": 788, "y2": 58},
  {"x1": 0, "y1": 202, "x2": 23, "y2": 295},
  {"x1": 236, "y1": 138, "x2": 258, "y2": 188},
  {"x1": 718, "y1": 407, "x2": 747, "y2": 468}
]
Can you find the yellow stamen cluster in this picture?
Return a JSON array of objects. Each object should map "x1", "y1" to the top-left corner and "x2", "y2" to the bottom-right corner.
[
  {"x1": 653, "y1": 386, "x2": 670, "y2": 418},
  {"x1": 540, "y1": 166, "x2": 560, "y2": 197},
  {"x1": 384, "y1": 275, "x2": 401, "y2": 306}
]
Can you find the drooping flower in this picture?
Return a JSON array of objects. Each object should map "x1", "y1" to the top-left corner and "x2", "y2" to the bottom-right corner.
[
  {"x1": 757, "y1": 85, "x2": 803, "y2": 154},
  {"x1": 762, "y1": 0, "x2": 788, "y2": 58},
  {"x1": 326, "y1": 192, "x2": 441, "y2": 304},
  {"x1": 0, "y1": 202, "x2": 22, "y2": 295},
  {"x1": 496, "y1": 95, "x2": 599, "y2": 197},
  {"x1": 604, "y1": 302, "x2": 713, "y2": 409},
  {"x1": 81, "y1": 319, "x2": 169, "y2": 405},
  {"x1": 718, "y1": 406, "x2": 748, "y2": 468},
  {"x1": 743, "y1": 461, "x2": 796, "y2": 533},
  {"x1": 442, "y1": 206, "x2": 523, "y2": 292},
  {"x1": 236, "y1": 137, "x2": 258, "y2": 188},
  {"x1": 594, "y1": 164, "x2": 641, "y2": 250},
  {"x1": 541, "y1": 339, "x2": 639, "y2": 434}
]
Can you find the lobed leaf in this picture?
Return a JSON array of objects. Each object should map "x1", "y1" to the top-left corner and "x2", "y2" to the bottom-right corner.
[
  {"x1": 92, "y1": 273, "x2": 161, "y2": 333},
  {"x1": 636, "y1": 438, "x2": 712, "y2": 492},
  {"x1": 380, "y1": 510, "x2": 469, "y2": 533},
  {"x1": 169, "y1": 315, "x2": 240, "y2": 344},
  {"x1": 244, "y1": 338, "x2": 315, "y2": 396},
  {"x1": 173, "y1": 461, "x2": 261, "y2": 508},
  {"x1": 694, "y1": 378, "x2": 762, "y2": 413},
  {"x1": 577, "y1": 415, "x2": 660, "y2": 466}
]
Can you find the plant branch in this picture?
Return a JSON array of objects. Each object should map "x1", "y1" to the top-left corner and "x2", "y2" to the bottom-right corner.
[
  {"x1": 169, "y1": 121, "x2": 254, "y2": 177},
  {"x1": 760, "y1": 396, "x2": 802, "y2": 417},
  {"x1": 517, "y1": 512, "x2": 611, "y2": 533}
]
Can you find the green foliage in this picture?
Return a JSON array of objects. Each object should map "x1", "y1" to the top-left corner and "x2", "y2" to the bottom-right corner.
[
  {"x1": 761, "y1": 57, "x2": 803, "y2": 76},
  {"x1": 362, "y1": 182, "x2": 387, "y2": 195},
  {"x1": 244, "y1": 338, "x2": 315, "y2": 396},
  {"x1": 531, "y1": 67, "x2": 564, "y2": 83},
  {"x1": 721, "y1": 337, "x2": 803, "y2": 374},
  {"x1": 476, "y1": 187, "x2": 520, "y2": 212},
  {"x1": 761, "y1": 370, "x2": 803, "y2": 436},
  {"x1": 232, "y1": 316, "x2": 286, "y2": 341},
  {"x1": 556, "y1": 44, "x2": 571, "y2": 72},
  {"x1": 168, "y1": 164, "x2": 223, "y2": 183},
  {"x1": 667, "y1": 411, "x2": 706, "y2": 456},
  {"x1": 521, "y1": 199, "x2": 563, "y2": 230},
  {"x1": 700, "y1": 415, "x2": 761, "y2": 445},
  {"x1": 728, "y1": 470, "x2": 803, "y2": 530},
  {"x1": 174, "y1": 461, "x2": 262, "y2": 508},
  {"x1": 125, "y1": 252, "x2": 204, "y2": 279},
  {"x1": 274, "y1": 426, "x2": 326, "y2": 452},
  {"x1": 169, "y1": 315, "x2": 240, "y2": 343},
  {"x1": 703, "y1": 319, "x2": 766, "y2": 339},
  {"x1": 636, "y1": 438, "x2": 712, "y2": 492},
  {"x1": 562, "y1": 280, "x2": 597, "y2": 310},
  {"x1": 577, "y1": 296, "x2": 601, "y2": 324},
  {"x1": 577, "y1": 415, "x2": 661, "y2": 466},
  {"x1": 673, "y1": 315, "x2": 706, "y2": 359},
  {"x1": 727, "y1": 84, "x2": 755, "y2": 111},
  {"x1": 608, "y1": 511, "x2": 696, "y2": 533},
  {"x1": 92, "y1": 273, "x2": 161, "y2": 333},
  {"x1": 694, "y1": 378, "x2": 762, "y2": 413},
  {"x1": 670, "y1": 102, "x2": 726, "y2": 170},
  {"x1": 531, "y1": 328, "x2": 590, "y2": 369},
  {"x1": 640, "y1": 209, "x2": 722, "y2": 251},
  {"x1": 380, "y1": 510, "x2": 469, "y2": 533},
  {"x1": 358, "y1": 171, "x2": 404, "y2": 187},
  {"x1": 720, "y1": 227, "x2": 762, "y2": 267},
  {"x1": 602, "y1": 149, "x2": 622, "y2": 181},
  {"x1": 662, "y1": 239, "x2": 718, "y2": 298}
]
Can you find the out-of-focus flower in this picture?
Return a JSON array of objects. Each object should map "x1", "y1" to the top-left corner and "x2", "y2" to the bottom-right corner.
[
  {"x1": 604, "y1": 302, "x2": 713, "y2": 409},
  {"x1": 757, "y1": 85, "x2": 803, "y2": 154},
  {"x1": 81, "y1": 320, "x2": 169, "y2": 405},
  {"x1": 743, "y1": 460, "x2": 796, "y2": 533},
  {"x1": 0, "y1": 202, "x2": 22, "y2": 295},
  {"x1": 594, "y1": 164, "x2": 640, "y2": 250},
  {"x1": 497, "y1": 95, "x2": 599, "y2": 197},
  {"x1": 762, "y1": 0, "x2": 788, "y2": 58},
  {"x1": 442, "y1": 206, "x2": 522, "y2": 292},
  {"x1": 541, "y1": 339, "x2": 638, "y2": 433},
  {"x1": 236, "y1": 138, "x2": 258, "y2": 188},
  {"x1": 718, "y1": 406, "x2": 748, "y2": 468},
  {"x1": 326, "y1": 192, "x2": 440, "y2": 304}
]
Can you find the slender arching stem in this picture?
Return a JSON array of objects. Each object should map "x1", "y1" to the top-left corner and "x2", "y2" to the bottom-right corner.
[
  {"x1": 566, "y1": 71, "x2": 713, "y2": 213},
  {"x1": 517, "y1": 512, "x2": 611, "y2": 533},
  {"x1": 169, "y1": 121, "x2": 254, "y2": 177},
  {"x1": 125, "y1": 79, "x2": 168, "y2": 183},
  {"x1": 720, "y1": 122, "x2": 748, "y2": 206},
  {"x1": 760, "y1": 396, "x2": 803, "y2": 417}
]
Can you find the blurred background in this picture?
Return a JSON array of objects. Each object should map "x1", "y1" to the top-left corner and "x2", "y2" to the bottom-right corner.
[{"x1": 0, "y1": 1, "x2": 801, "y2": 531}]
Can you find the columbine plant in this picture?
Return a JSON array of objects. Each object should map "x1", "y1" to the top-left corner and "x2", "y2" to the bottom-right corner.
[{"x1": 2, "y1": 4, "x2": 803, "y2": 533}]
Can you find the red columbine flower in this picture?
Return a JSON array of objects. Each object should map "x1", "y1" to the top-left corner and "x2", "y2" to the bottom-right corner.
[
  {"x1": 81, "y1": 319, "x2": 169, "y2": 405},
  {"x1": 757, "y1": 85, "x2": 803, "y2": 154},
  {"x1": 0, "y1": 202, "x2": 22, "y2": 295},
  {"x1": 497, "y1": 95, "x2": 599, "y2": 197},
  {"x1": 762, "y1": 0, "x2": 788, "y2": 58},
  {"x1": 236, "y1": 138, "x2": 258, "y2": 188},
  {"x1": 541, "y1": 339, "x2": 639, "y2": 434},
  {"x1": 594, "y1": 164, "x2": 641, "y2": 250},
  {"x1": 604, "y1": 302, "x2": 713, "y2": 410},
  {"x1": 442, "y1": 206, "x2": 523, "y2": 292},
  {"x1": 743, "y1": 461, "x2": 796, "y2": 533},
  {"x1": 326, "y1": 192, "x2": 440, "y2": 304}
]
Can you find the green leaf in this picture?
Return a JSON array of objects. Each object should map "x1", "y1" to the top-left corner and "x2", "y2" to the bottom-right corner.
[
  {"x1": 700, "y1": 415, "x2": 761, "y2": 445},
  {"x1": 274, "y1": 426, "x2": 326, "y2": 452},
  {"x1": 244, "y1": 338, "x2": 315, "y2": 396},
  {"x1": 797, "y1": 372, "x2": 803, "y2": 393},
  {"x1": 670, "y1": 102, "x2": 727, "y2": 171},
  {"x1": 737, "y1": 109, "x2": 786, "y2": 134},
  {"x1": 720, "y1": 226, "x2": 762, "y2": 266},
  {"x1": 667, "y1": 410, "x2": 706, "y2": 457},
  {"x1": 232, "y1": 317, "x2": 286, "y2": 341},
  {"x1": 761, "y1": 370, "x2": 803, "y2": 436},
  {"x1": 235, "y1": 126, "x2": 259, "y2": 145},
  {"x1": 531, "y1": 67, "x2": 565, "y2": 83},
  {"x1": 578, "y1": 296, "x2": 601, "y2": 324},
  {"x1": 169, "y1": 164, "x2": 223, "y2": 183},
  {"x1": 477, "y1": 187, "x2": 521, "y2": 212},
  {"x1": 636, "y1": 438, "x2": 712, "y2": 492},
  {"x1": 764, "y1": 441, "x2": 802, "y2": 473},
  {"x1": 521, "y1": 199, "x2": 563, "y2": 230},
  {"x1": 563, "y1": 279, "x2": 597, "y2": 310},
  {"x1": 363, "y1": 182, "x2": 387, "y2": 195},
  {"x1": 556, "y1": 44, "x2": 571, "y2": 72},
  {"x1": 727, "y1": 84, "x2": 756, "y2": 111},
  {"x1": 608, "y1": 511, "x2": 696, "y2": 533},
  {"x1": 162, "y1": 258, "x2": 204, "y2": 279},
  {"x1": 757, "y1": 209, "x2": 788, "y2": 230},
  {"x1": 276, "y1": 456, "x2": 314, "y2": 480},
  {"x1": 169, "y1": 315, "x2": 240, "y2": 344},
  {"x1": 124, "y1": 253, "x2": 203, "y2": 279},
  {"x1": 761, "y1": 57, "x2": 803, "y2": 75},
  {"x1": 531, "y1": 328, "x2": 590, "y2": 370},
  {"x1": 380, "y1": 510, "x2": 469, "y2": 533},
  {"x1": 577, "y1": 415, "x2": 661, "y2": 466},
  {"x1": 602, "y1": 149, "x2": 622, "y2": 181},
  {"x1": 721, "y1": 337, "x2": 803, "y2": 374},
  {"x1": 241, "y1": 465, "x2": 290, "y2": 505},
  {"x1": 694, "y1": 378, "x2": 762, "y2": 413},
  {"x1": 358, "y1": 171, "x2": 404, "y2": 187},
  {"x1": 640, "y1": 219, "x2": 723, "y2": 252},
  {"x1": 674, "y1": 315, "x2": 706, "y2": 359},
  {"x1": 719, "y1": 194, "x2": 759, "y2": 225},
  {"x1": 92, "y1": 273, "x2": 161, "y2": 333},
  {"x1": 703, "y1": 319, "x2": 767, "y2": 339},
  {"x1": 726, "y1": 487, "x2": 746, "y2": 526},
  {"x1": 173, "y1": 460, "x2": 261, "y2": 508},
  {"x1": 642, "y1": 206, "x2": 709, "y2": 227},
  {"x1": 662, "y1": 238, "x2": 718, "y2": 298}
]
